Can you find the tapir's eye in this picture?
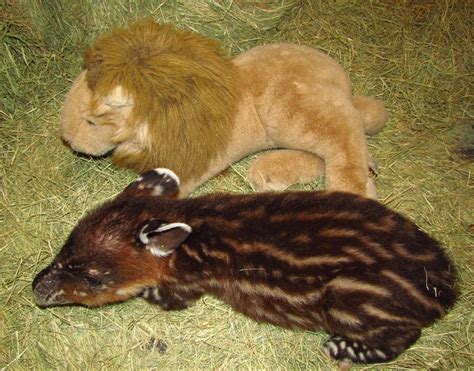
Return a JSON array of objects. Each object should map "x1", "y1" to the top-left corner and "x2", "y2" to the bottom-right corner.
[
  {"x1": 86, "y1": 119, "x2": 96, "y2": 126},
  {"x1": 83, "y1": 274, "x2": 102, "y2": 288}
]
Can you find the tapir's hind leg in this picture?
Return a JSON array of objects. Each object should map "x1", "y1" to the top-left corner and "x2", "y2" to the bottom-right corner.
[{"x1": 324, "y1": 326, "x2": 421, "y2": 364}]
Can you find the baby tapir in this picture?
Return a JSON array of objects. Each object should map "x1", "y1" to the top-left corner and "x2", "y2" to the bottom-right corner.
[{"x1": 33, "y1": 169, "x2": 457, "y2": 364}]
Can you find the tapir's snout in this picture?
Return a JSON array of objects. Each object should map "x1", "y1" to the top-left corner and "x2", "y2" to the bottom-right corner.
[{"x1": 32, "y1": 266, "x2": 72, "y2": 308}]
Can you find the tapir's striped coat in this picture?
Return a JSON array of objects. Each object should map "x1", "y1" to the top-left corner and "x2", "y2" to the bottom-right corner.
[{"x1": 33, "y1": 169, "x2": 457, "y2": 364}]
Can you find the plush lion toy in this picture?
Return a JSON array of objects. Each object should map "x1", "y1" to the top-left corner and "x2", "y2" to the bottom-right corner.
[{"x1": 61, "y1": 19, "x2": 387, "y2": 197}]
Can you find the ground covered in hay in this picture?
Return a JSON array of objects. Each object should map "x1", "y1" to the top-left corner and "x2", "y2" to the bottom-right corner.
[{"x1": 1, "y1": 1, "x2": 472, "y2": 369}]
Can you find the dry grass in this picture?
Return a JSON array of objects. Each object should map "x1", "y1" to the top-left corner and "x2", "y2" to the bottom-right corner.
[{"x1": 1, "y1": 0, "x2": 473, "y2": 369}]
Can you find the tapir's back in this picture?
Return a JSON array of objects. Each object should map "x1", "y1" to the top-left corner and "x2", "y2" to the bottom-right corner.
[{"x1": 172, "y1": 191, "x2": 456, "y2": 319}]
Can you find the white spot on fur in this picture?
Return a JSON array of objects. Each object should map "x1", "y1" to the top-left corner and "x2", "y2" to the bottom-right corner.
[
  {"x1": 347, "y1": 346, "x2": 356, "y2": 359},
  {"x1": 293, "y1": 81, "x2": 306, "y2": 89},
  {"x1": 154, "y1": 168, "x2": 180, "y2": 186},
  {"x1": 105, "y1": 85, "x2": 133, "y2": 107},
  {"x1": 73, "y1": 289, "x2": 87, "y2": 297},
  {"x1": 327, "y1": 341, "x2": 338, "y2": 355},
  {"x1": 116, "y1": 286, "x2": 140, "y2": 297},
  {"x1": 138, "y1": 225, "x2": 151, "y2": 244},
  {"x1": 340, "y1": 341, "x2": 346, "y2": 350},
  {"x1": 136, "y1": 124, "x2": 150, "y2": 146},
  {"x1": 374, "y1": 349, "x2": 386, "y2": 359},
  {"x1": 151, "y1": 185, "x2": 164, "y2": 196},
  {"x1": 151, "y1": 288, "x2": 161, "y2": 300},
  {"x1": 157, "y1": 222, "x2": 192, "y2": 234},
  {"x1": 116, "y1": 288, "x2": 127, "y2": 296},
  {"x1": 358, "y1": 352, "x2": 367, "y2": 362},
  {"x1": 149, "y1": 246, "x2": 173, "y2": 257}
]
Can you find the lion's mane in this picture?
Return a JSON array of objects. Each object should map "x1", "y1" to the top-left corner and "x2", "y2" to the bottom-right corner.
[{"x1": 84, "y1": 19, "x2": 239, "y2": 182}]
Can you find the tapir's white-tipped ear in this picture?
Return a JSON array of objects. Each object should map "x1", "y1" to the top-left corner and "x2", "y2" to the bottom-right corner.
[
  {"x1": 104, "y1": 85, "x2": 133, "y2": 108},
  {"x1": 137, "y1": 220, "x2": 191, "y2": 256},
  {"x1": 120, "y1": 168, "x2": 180, "y2": 199}
]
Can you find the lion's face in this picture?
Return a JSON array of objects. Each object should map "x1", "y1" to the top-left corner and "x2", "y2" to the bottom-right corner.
[
  {"x1": 60, "y1": 20, "x2": 239, "y2": 183},
  {"x1": 61, "y1": 71, "x2": 134, "y2": 156}
]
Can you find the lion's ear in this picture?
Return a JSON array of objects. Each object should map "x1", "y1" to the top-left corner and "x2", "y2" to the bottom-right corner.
[{"x1": 119, "y1": 168, "x2": 180, "y2": 199}]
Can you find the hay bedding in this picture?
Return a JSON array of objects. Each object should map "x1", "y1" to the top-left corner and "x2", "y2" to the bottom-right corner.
[{"x1": 1, "y1": 0, "x2": 472, "y2": 368}]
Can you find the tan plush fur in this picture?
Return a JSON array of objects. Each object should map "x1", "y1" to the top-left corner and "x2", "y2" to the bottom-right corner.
[{"x1": 61, "y1": 19, "x2": 387, "y2": 197}]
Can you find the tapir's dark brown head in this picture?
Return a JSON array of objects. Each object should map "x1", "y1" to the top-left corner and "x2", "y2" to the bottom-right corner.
[{"x1": 32, "y1": 169, "x2": 191, "y2": 308}]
